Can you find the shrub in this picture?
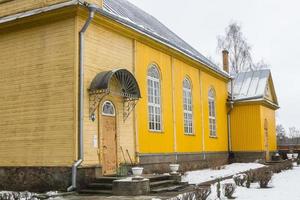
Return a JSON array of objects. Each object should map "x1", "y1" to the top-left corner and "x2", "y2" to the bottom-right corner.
[
  {"x1": 245, "y1": 174, "x2": 251, "y2": 188},
  {"x1": 256, "y1": 168, "x2": 273, "y2": 188},
  {"x1": 233, "y1": 173, "x2": 247, "y2": 186},
  {"x1": 246, "y1": 169, "x2": 255, "y2": 183},
  {"x1": 209, "y1": 159, "x2": 225, "y2": 170},
  {"x1": 175, "y1": 185, "x2": 211, "y2": 200},
  {"x1": 194, "y1": 185, "x2": 212, "y2": 200},
  {"x1": 222, "y1": 183, "x2": 236, "y2": 199}
]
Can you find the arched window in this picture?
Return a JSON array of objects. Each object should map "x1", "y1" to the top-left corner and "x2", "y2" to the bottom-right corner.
[
  {"x1": 183, "y1": 77, "x2": 193, "y2": 134},
  {"x1": 102, "y1": 101, "x2": 115, "y2": 116},
  {"x1": 208, "y1": 88, "x2": 217, "y2": 137},
  {"x1": 147, "y1": 65, "x2": 161, "y2": 131}
]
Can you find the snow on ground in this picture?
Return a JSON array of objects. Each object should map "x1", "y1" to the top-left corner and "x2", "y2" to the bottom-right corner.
[
  {"x1": 232, "y1": 166, "x2": 300, "y2": 200},
  {"x1": 177, "y1": 165, "x2": 300, "y2": 200},
  {"x1": 182, "y1": 163, "x2": 265, "y2": 184}
]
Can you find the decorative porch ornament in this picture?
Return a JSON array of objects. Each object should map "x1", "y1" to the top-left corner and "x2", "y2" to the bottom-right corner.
[{"x1": 88, "y1": 69, "x2": 141, "y2": 121}]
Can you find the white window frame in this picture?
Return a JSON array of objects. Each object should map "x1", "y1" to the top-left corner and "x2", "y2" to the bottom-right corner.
[
  {"x1": 102, "y1": 101, "x2": 116, "y2": 117},
  {"x1": 147, "y1": 65, "x2": 162, "y2": 132},
  {"x1": 183, "y1": 77, "x2": 193, "y2": 135},
  {"x1": 208, "y1": 88, "x2": 217, "y2": 137}
]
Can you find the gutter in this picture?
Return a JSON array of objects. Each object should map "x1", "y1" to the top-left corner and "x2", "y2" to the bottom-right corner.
[
  {"x1": 67, "y1": 2, "x2": 97, "y2": 192},
  {"x1": 0, "y1": 0, "x2": 229, "y2": 80},
  {"x1": 0, "y1": 0, "x2": 79, "y2": 24}
]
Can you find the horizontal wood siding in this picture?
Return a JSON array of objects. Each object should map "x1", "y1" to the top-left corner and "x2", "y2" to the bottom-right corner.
[
  {"x1": 0, "y1": 17, "x2": 76, "y2": 166},
  {"x1": 80, "y1": 17, "x2": 135, "y2": 166}
]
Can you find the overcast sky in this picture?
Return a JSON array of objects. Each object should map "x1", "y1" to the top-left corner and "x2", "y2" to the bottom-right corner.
[{"x1": 128, "y1": 0, "x2": 300, "y2": 130}]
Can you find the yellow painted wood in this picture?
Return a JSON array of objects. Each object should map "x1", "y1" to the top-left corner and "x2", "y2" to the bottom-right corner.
[
  {"x1": 201, "y1": 71, "x2": 229, "y2": 152},
  {"x1": 0, "y1": 5, "x2": 278, "y2": 168},
  {"x1": 135, "y1": 41, "x2": 229, "y2": 154},
  {"x1": 172, "y1": 58, "x2": 202, "y2": 152},
  {"x1": 260, "y1": 105, "x2": 277, "y2": 151},
  {"x1": 78, "y1": 16, "x2": 136, "y2": 166},
  {"x1": 135, "y1": 41, "x2": 174, "y2": 153},
  {"x1": 231, "y1": 104, "x2": 263, "y2": 151},
  {"x1": 231, "y1": 103, "x2": 277, "y2": 152},
  {"x1": 0, "y1": 16, "x2": 76, "y2": 166}
]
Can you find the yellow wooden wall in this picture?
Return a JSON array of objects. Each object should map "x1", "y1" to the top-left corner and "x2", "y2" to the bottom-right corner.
[
  {"x1": 0, "y1": 16, "x2": 76, "y2": 166},
  {"x1": 79, "y1": 15, "x2": 136, "y2": 166},
  {"x1": 231, "y1": 104, "x2": 277, "y2": 152},
  {"x1": 135, "y1": 42, "x2": 229, "y2": 154},
  {"x1": 260, "y1": 105, "x2": 277, "y2": 151},
  {"x1": 172, "y1": 58, "x2": 202, "y2": 153},
  {"x1": 201, "y1": 72, "x2": 229, "y2": 152},
  {"x1": 135, "y1": 42, "x2": 174, "y2": 154},
  {"x1": 231, "y1": 104, "x2": 263, "y2": 151}
]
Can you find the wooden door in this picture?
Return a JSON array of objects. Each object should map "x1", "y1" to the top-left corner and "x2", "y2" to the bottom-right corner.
[
  {"x1": 101, "y1": 101, "x2": 117, "y2": 175},
  {"x1": 264, "y1": 119, "x2": 270, "y2": 161}
]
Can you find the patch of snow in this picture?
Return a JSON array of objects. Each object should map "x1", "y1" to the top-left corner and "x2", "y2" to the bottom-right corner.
[
  {"x1": 175, "y1": 166, "x2": 300, "y2": 200},
  {"x1": 182, "y1": 163, "x2": 265, "y2": 184}
]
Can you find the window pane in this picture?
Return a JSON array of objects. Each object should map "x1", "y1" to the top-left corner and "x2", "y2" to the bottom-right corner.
[
  {"x1": 147, "y1": 66, "x2": 162, "y2": 131},
  {"x1": 208, "y1": 89, "x2": 217, "y2": 136}
]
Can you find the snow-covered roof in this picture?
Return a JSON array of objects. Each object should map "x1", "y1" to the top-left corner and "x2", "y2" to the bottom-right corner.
[
  {"x1": 102, "y1": 0, "x2": 228, "y2": 78},
  {"x1": 231, "y1": 69, "x2": 278, "y2": 106}
]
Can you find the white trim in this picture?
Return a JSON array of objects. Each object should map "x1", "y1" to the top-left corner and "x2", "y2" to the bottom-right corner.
[
  {"x1": 147, "y1": 65, "x2": 162, "y2": 132},
  {"x1": 101, "y1": 100, "x2": 116, "y2": 116},
  {"x1": 183, "y1": 78, "x2": 193, "y2": 134},
  {"x1": 0, "y1": 0, "x2": 79, "y2": 24},
  {"x1": 208, "y1": 89, "x2": 217, "y2": 137}
]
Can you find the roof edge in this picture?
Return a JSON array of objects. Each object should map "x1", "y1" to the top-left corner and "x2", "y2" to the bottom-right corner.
[{"x1": 92, "y1": 6, "x2": 230, "y2": 79}]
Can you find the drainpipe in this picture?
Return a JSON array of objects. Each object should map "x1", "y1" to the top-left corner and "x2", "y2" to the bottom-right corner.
[
  {"x1": 227, "y1": 78, "x2": 234, "y2": 161},
  {"x1": 67, "y1": 3, "x2": 97, "y2": 192}
]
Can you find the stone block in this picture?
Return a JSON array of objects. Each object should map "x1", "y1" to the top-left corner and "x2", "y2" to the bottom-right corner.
[{"x1": 112, "y1": 178, "x2": 150, "y2": 196}]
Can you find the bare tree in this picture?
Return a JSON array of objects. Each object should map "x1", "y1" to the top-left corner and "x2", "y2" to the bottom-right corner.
[
  {"x1": 217, "y1": 22, "x2": 252, "y2": 74},
  {"x1": 276, "y1": 124, "x2": 286, "y2": 139},
  {"x1": 289, "y1": 127, "x2": 300, "y2": 138},
  {"x1": 252, "y1": 59, "x2": 270, "y2": 70}
]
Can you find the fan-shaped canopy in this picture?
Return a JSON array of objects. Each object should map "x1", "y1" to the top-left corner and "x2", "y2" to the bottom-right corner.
[{"x1": 90, "y1": 68, "x2": 141, "y2": 99}]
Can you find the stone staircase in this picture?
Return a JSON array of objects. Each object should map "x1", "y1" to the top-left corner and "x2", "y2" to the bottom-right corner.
[
  {"x1": 148, "y1": 174, "x2": 189, "y2": 193},
  {"x1": 79, "y1": 177, "x2": 118, "y2": 195},
  {"x1": 79, "y1": 174, "x2": 189, "y2": 195}
]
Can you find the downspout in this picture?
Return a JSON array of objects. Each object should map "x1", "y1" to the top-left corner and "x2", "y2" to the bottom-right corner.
[
  {"x1": 67, "y1": 3, "x2": 97, "y2": 192},
  {"x1": 227, "y1": 78, "x2": 234, "y2": 160},
  {"x1": 171, "y1": 57, "x2": 178, "y2": 163},
  {"x1": 199, "y1": 70, "x2": 206, "y2": 159}
]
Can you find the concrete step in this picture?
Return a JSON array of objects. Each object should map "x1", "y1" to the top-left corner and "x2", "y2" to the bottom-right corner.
[
  {"x1": 87, "y1": 182, "x2": 113, "y2": 190},
  {"x1": 94, "y1": 177, "x2": 119, "y2": 183},
  {"x1": 150, "y1": 179, "x2": 175, "y2": 188},
  {"x1": 150, "y1": 183, "x2": 188, "y2": 193},
  {"x1": 147, "y1": 174, "x2": 171, "y2": 182},
  {"x1": 79, "y1": 189, "x2": 112, "y2": 195}
]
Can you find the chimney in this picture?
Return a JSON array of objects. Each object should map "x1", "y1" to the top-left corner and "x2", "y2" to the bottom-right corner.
[{"x1": 222, "y1": 49, "x2": 229, "y2": 73}]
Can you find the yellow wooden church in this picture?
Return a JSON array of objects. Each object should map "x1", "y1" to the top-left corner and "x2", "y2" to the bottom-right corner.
[{"x1": 0, "y1": 0, "x2": 279, "y2": 191}]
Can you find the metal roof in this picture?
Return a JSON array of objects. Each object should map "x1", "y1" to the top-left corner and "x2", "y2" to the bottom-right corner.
[
  {"x1": 102, "y1": 0, "x2": 228, "y2": 78},
  {"x1": 231, "y1": 69, "x2": 272, "y2": 101},
  {"x1": 0, "y1": 0, "x2": 228, "y2": 77}
]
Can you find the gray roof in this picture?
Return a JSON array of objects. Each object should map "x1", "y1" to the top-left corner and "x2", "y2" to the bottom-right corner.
[
  {"x1": 231, "y1": 69, "x2": 272, "y2": 101},
  {"x1": 102, "y1": 0, "x2": 228, "y2": 77}
]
